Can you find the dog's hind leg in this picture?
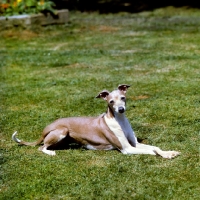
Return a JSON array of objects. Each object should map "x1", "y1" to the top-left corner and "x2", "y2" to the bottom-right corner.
[{"x1": 38, "y1": 128, "x2": 68, "y2": 156}]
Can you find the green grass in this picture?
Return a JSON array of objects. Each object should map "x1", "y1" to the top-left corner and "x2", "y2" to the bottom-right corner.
[{"x1": 0, "y1": 6, "x2": 199, "y2": 199}]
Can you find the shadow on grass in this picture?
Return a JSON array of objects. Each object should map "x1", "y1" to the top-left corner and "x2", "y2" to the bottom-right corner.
[{"x1": 47, "y1": 135, "x2": 148, "y2": 150}]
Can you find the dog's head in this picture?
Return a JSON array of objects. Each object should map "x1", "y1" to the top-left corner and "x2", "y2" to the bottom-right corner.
[{"x1": 96, "y1": 84, "x2": 130, "y2": 114}]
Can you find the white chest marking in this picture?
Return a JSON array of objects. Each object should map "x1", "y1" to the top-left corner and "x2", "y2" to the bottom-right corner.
[
  {"x1": 114, "y1": 113, "x2": 137, "y2": 147},
  {"x1": 104, "y1": 115, "x2": 132, "y2": 153}
]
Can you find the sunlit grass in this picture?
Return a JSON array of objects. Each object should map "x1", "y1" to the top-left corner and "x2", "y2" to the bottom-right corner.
[{"x1": 0, "y1": 7, "x2": 199, "y2": 199}]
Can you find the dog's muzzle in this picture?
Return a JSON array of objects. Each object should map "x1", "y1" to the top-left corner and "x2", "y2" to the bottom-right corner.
[{"x1": 118, "y1": 107, "x2": 125, "y2": 113}]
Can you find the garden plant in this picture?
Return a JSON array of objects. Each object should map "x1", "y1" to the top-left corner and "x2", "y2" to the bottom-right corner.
[
  {"x1": 0, "y1": 0, "x2": 55, "y2": 16},
  {"x1": 0, "y1": 6, "x2": 199, "y2": 200}
]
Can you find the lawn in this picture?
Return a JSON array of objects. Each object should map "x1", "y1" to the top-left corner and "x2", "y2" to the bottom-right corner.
[{"x1": 0, "y1": 6, "x2": 199, "y2": 200}]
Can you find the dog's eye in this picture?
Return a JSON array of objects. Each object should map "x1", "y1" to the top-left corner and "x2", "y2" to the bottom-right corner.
[
  {"x1": 121, "y1": 97, "x2": 126, "y2": 100},
  {"x1": 110, "y1": 100, "x2": 114, "y2": 104}
]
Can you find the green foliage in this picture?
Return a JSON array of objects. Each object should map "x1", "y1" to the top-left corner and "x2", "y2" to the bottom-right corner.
[
  {"x1": 0, "y1": 0, "x2": 55, "y2": 16},
  {"x1": 0, "y1": 7, "x2": 199, "y2": 200}
]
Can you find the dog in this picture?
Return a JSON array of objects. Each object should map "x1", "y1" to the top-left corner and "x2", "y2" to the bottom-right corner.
[{"x1": 12, "y1": 84, "x2": 180, "y2": 158}]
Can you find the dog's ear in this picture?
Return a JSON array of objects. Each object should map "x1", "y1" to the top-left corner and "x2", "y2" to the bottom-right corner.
[
  {"x1": 118, "y1": 84, "x2": 130, "y2": 93},
  {"x1": 96, "y1": 90, "x2": 110, "y2": 100}
]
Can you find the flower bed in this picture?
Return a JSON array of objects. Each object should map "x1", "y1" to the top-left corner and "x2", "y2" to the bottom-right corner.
[
  {"x1": 0, "y1": 0, "x2": 55, "y2": 16},
  {"x1": 0, "y1": 1, "x2": 69, "y2": 30}
]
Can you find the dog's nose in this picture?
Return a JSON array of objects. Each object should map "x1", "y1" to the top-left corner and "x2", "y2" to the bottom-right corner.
[{"x1": 118, "y1": 107, "x2": 125, "y2": 113}]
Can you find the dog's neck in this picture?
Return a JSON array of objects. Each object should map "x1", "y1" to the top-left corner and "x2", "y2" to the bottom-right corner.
[{"x1": 105, "y1": 106, "x2": 115, "y2": 118}]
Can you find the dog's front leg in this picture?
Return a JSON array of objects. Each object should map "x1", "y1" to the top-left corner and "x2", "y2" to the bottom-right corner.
[
  {"x1": 121, "y1": 145, "x2": 157, "y2": 155},
  {"x1": 117, "y1": 138, "x2": 156, "y2": 155},
  {"x1": 136, "y1": 143, "x2": 180, "y2": 159}
]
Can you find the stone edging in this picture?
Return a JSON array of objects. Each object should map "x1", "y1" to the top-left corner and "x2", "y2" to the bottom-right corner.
[{"x1": 0, "y1": 9, "x2": 69, "y2": 30}]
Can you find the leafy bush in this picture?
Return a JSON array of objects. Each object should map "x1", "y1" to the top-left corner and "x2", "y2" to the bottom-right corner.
[{"x1": 0, "y1": 0, "x2": 55, "y2": 16}]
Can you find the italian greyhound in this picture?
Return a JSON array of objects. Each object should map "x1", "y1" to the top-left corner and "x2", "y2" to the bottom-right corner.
[{"x1": 12, "y1": 84, "x2": 180, "y2": 158}]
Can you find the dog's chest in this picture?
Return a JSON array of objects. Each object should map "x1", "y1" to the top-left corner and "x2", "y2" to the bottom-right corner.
[
  {"x1": 104, "y1": 115, "x2": 128, "y2": 140},
  {"x1": 113, "y1": 114, "x2": 133, "y2": 137}
]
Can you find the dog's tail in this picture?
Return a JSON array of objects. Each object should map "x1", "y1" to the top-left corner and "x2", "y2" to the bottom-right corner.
[{"x1": 12, "y1": 131, "x2": 44, "y2": 146}]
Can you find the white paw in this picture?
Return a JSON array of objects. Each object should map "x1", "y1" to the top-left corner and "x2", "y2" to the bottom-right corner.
[
  {"x1": 48, "y1": 151, "x2": 56, "y2": 156},
  {"x1": 42, "y1": 149, "x2": 56, "y2": 156},
  {"x1": 161, "y1": 151, "x2": 180, "y2": 159}
]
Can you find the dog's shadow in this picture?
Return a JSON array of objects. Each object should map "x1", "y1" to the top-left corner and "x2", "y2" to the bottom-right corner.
[
  {"x1": 47, "y1": 136, "x2": 82, "y2": 150},
  {"x1": 46, "y1": 136, "x2": 148, "y2": 151}
]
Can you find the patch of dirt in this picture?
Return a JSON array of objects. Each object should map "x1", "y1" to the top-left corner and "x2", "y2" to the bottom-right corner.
[
  {"x1": 1, "y1": 30, "x2": 38, "y2": 40},
  {"x1": 131, "y1": 95, "x2": 150, "y2": 100},
  {"x1": 90, "y1": 25, "x2": 120, "y2": 32}
]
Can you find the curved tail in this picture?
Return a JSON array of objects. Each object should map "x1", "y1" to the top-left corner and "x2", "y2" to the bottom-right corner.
[{"x1": 12, "y1": 131, "x2": 44, "y2": 146}]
